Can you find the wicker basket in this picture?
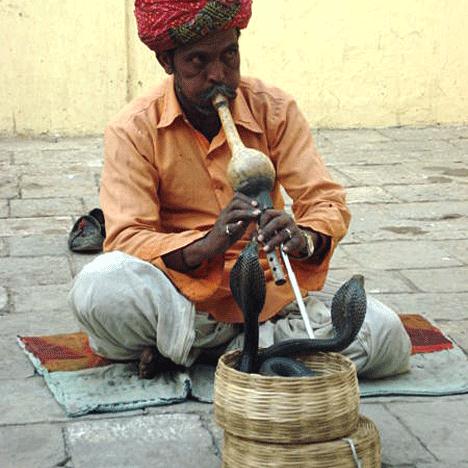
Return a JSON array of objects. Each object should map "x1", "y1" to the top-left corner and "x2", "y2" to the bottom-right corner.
[
  {"x1": 214, "y1": 350, "x2": 359, "y2": 444},
  {"x1": 222, "y1": 416, "x2": 381, "y2": 468}
]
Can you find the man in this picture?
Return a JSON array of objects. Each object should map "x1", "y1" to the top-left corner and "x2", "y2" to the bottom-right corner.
[{"x1": 69, "y1": 0, "x2": 411, "y2": 379}]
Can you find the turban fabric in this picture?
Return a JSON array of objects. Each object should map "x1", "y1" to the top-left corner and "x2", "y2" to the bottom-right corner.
[{"x1": 134, "y1": 0, "x2": 252, "y2": 52}]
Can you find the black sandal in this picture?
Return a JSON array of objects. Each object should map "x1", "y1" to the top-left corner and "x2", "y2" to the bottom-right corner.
[{"x1": 68, "y1": 208, "x2": 106, "y2": 253}]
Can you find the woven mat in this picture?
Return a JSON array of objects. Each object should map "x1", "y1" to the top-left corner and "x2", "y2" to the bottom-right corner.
[{"x1": 17, "y1": 314, "x2": 467, "y2": 416}]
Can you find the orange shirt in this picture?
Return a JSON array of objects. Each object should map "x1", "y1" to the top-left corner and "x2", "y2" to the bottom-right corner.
[{"x1": 101, "y1": 76, "x2": 351, "y2": 323}]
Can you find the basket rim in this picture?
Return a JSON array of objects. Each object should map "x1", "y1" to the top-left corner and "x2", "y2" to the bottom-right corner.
[{"x1": 217, "y1": 349, "x2": 357, "y2": 383}]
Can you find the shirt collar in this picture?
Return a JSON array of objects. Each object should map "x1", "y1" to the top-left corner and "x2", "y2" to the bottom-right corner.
[
  {"x1": 157, "y1": 77, "x2": 263, "y2": 135},
  {"x1": 157, "y1": 77, "x2": 183, "y2": 129}
]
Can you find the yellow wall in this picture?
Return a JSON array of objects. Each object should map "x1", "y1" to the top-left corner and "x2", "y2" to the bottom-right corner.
[{"x1": 1, "y1": 0, "x2": 467, "y2": 135}]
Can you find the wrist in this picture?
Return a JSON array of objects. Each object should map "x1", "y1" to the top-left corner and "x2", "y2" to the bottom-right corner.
[
  {"x1": 181, "y1": 233, "x2": 215, "y2": 269},
  {"x1": 299, "y1": 229, "x2": 317, "y2": 260}
]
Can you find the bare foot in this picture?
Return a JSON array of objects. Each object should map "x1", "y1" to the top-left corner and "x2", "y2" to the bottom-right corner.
[{"x1": 138, "y1": 346, "x2": 177, "y2": 379}]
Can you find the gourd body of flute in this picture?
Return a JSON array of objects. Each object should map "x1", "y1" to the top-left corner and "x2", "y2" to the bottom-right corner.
[{"x1": 227, "y1": 147, "x2": 275, "y2": 197}]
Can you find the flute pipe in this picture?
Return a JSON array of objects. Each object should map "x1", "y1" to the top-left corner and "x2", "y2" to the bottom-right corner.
[
  {"x1": 212, "y1": 93, "x2": 244, "y2": 154},
  {"x1": 280, "y1": 245, "x2": 315, "y2": 339}
]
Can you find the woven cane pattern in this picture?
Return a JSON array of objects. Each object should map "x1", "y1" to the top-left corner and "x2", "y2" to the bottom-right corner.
[
  {"x1": 214, "y1": 351, "x2": 360, "y2": 443},
  {"x1": 222, "y1": 416, "x2": 381, "y2": 468}
]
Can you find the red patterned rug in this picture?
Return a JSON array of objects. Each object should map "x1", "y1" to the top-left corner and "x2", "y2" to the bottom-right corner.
[{"x1": 18, "y1": 314, "x2": 453, "y2": 373}]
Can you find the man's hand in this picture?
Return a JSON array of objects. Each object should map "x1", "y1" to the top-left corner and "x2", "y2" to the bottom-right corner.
[
  {"x1": 164, "y1": 193, "x2": 260, "y2": 272},
  {"x1": 203, "y1": 192, "x2": 261, "y2": 257},
  {"x1": 257, "y1": 209, "x2": 308, "y2": 258}
]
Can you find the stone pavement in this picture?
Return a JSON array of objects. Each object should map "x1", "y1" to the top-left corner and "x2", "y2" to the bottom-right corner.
[{"x1": 0, "y1": 126, "x2": 467, "y2": 467}]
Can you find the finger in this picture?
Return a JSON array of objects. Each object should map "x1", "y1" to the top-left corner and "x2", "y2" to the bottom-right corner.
[
  {"x1": 226, "y1": 208, "x2": 261, "y2": 224},
  {"x1": 281, "y1": 235, "x2": 304, "y2": 253},
  {"x1": 257, "y1": 209, "x2": 283, "y2": 229},
  {"x1": 262, "y1": 230, "x2": 289, "y2": 252},
  {"x1": 233, "y1": 192, "x2": 259, "y2": 207},
  {"x1": 225, "y1": 198, "x2": 259, "y2": 215},
  {"x1": 224, "y1": 220, "x2": 243, "y2": 237},
  {"x1": 258, "y1": 213, "x2": 292, "y2": 241}
]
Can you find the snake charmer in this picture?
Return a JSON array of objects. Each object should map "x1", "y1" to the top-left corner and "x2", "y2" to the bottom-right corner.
[{"x1": 69, "y1": 0, "x2": 411, "y2": 380}]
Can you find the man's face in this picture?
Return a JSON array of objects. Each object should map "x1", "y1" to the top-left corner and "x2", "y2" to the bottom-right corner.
[{"x1": 161, "y1": 29, "x2": 241, "y2": 115}]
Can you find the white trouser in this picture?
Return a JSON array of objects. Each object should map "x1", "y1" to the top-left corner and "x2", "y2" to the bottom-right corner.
[{"x1": 69, "y1": 252, "x2": 411, "y2": 378}]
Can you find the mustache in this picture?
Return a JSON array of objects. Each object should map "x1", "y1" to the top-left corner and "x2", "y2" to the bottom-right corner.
[{"x1": 198, "y1": 84, "x2": 237, "y2": 105}]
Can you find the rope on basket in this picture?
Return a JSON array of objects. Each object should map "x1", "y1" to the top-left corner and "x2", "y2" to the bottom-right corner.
[{"x1": 343, "y1": 438, "x2": 363, "y2": 468}]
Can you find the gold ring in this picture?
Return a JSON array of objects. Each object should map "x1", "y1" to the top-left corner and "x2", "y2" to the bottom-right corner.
[{"x1": 284, "y1": 227, "x2": 293, "y2": 240}]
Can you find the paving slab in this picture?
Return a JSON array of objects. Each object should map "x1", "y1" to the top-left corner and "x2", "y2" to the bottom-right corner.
[
  {"x1": 319, "y1": 128, "x2": 392, "y2": 144},
  {"x1": 0, "y1": 237, "x2": 9, "y2": 256},
  {"x1": 360, "y1": 403, "x2": 435, "y2": 466},
  {"x1": 372, "y1": 292, "x2": 468, "y2": 321},
  {"x1": 351, "y1": 218, "x2": 467, "y2": 243},
  {"x1": 335, "y1": 138, "x2": 457, "y2": 154},
  {"x1": 386, "y1": 399, "x2": 468, "y2": 465},
  {"x1": 401, "y1": 267, "x2": 468, "y2": 293},
  {"x1": 343, "y1": 203, "x2": 468, "y2": 243},
  {"x1": 0, "y1": 424, "x2": 67, "y2": 468},
  {"x1": 383, "y1": 182, "x2": 468, "y2": 203},
  {"x1": 0, "y1": 174, "x2": 19, "y2": 198},
  {"x1": 82, "y1": 194, "x2": 101, "y2": 212},
  {"x1": 69, "y1": 252, "x2": 101, "y2": 277},
  {"x1": 0, "y1": 377, "x2": 67, "y2": 425},
  {"x1": 66, "y1": 414, "x2": 220, "y2": 468},
  {"x1": 327, "y1": 268, "x2": 415, "y2": 294},
  {"x1": 21, "y1": 173, "x2": 97, "y2": 198},
  {"x1": 327, "y1": 166, "x2": 357, "y2": 187},
  {"x1": 0, "y1": 309, "x2": 79, "y2": 337},
  {"x1": 436, "y1": 319, "x2": 468, "y2": 351},
  {"x1": 14, "y1": 148, "x2": 103, "y2": 166},
  {"x1": 0, "y1": 256, "x2": 71, "y2": 287},
  {"x1": 325, "y1": 145, "x2": 462, "y2": 166},
  {"x1": 435, "y1": 239, "x2": 468, "y2": 264},
  {"x1": 0, "y1": 150, "x2": 13, "y2": 163},
  {"x1": 0, "y1": 216, "x2": 72, "y2": 237},
  {"x1": 10, "y1": 197, "x2": 84, "y2": 218},
  {"x1": 346, "y1": 186, "x2": 399, "y2": 204},
  {"x1": 0, "y1": 136, "x2": 102, "y2": 152},
  {"x1": 329, "y1": 245, "x2": 359, "y2": 270},
  {"x1": 7, "y1": 234, "x2": 70, "y2": 256},
  {"x1": 338, "y1": 163, "x2": 455, "y2": 187},
  {"x1": 0, "y1": 199, "x2": 8, "y2": 217},
  {"x1": 0, "y1": 334, "x2": 35, "y2": 379},
  {"x1": 342, "y1": 241, "x2": 462, "y2": 270},
  {"x1": 377, "y1": 126, "x2": 465, "y2": 141},
  {"x1": 0, "y1": 286, "x2": 9, "y2": 314},
  {"x1": 11, "y1": 283, "x2": 71, "y2": 314}
]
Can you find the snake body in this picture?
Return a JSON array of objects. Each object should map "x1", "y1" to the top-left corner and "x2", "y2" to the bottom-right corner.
[{"x1": 230, "y1": 241, "x2": 367, "y2": 376}]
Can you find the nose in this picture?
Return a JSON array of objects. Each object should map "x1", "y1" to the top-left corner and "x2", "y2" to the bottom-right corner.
[{"x1": 206, "y1": 59, "x2": 226, "y2": 84}]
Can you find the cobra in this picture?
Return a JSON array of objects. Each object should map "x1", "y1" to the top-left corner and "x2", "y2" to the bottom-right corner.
[{"x1": 230, "y1": 241, "x2": 367, "y2": 376}]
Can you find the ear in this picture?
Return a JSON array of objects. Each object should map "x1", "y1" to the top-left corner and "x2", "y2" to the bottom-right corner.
[{"x1": 156, "y1": 51, "x2": 174, "y2": 75}]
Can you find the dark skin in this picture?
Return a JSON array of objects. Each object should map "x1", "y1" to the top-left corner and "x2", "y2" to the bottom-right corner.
[{"x1": 139, "y1": 29, "x2": 324, "y2": 378}]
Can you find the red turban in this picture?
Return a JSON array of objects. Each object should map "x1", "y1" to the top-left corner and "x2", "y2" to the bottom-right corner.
[{"x1": 134, "y1": 0, "x2": 252, "y2": 52}]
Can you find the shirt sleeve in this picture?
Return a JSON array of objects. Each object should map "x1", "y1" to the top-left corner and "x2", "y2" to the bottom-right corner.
[
  {"x1": 268, "y1": 95, "x2": 351, "y2": 287},
  {"x1": 100, "y1": 121, "x2": 223, "y2": 302}
]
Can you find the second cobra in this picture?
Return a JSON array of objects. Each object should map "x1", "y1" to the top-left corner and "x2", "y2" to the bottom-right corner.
[{"x1": 230, "y1": 241, "x2": 367, "y2": 377}]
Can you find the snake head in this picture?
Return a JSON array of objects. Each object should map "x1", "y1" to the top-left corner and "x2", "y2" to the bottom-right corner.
[
  {"x1": 229, "y1": 240, "x2": 266, "y2": 321},
  {"x1": 330, "y1": 274, "x2": 367, "y2": 350}
]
